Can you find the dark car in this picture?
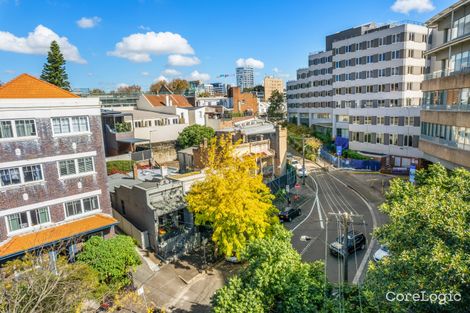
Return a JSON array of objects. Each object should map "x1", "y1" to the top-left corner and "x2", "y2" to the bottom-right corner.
[
  {"x1": 279, "y1": 207, "x2": 301, "y2": 222},
  {"x1": 329, "y1": 230, "x2": 366, "y2": 257}
]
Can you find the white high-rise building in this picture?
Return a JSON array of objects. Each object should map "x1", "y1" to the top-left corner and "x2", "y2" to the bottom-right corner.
[
  {"x1": 236, "y1": 67, "x2": 254, "y2": 91},
  {"x1": 287, "y1": 22, "x2": 429, "y2": 168}
]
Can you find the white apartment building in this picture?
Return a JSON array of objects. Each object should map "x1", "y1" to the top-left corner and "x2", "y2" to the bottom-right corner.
[
  {"x1": 287, "y1": 22, "x2": 429, "y2": 167},
  {"x1": 236, "y1": 67, "x2": 254, "y2": 91}
]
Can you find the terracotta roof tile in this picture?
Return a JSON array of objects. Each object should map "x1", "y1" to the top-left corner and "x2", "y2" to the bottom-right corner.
[
  {"x1": 145, "y1": 94, "x2": 193, "y2": 108},
  {"x1": 0, "y1": 214, "x2": 117, "y2": 259},
  {"x1": 0, "y1": 73, "x2": 79, "y2": 98}
]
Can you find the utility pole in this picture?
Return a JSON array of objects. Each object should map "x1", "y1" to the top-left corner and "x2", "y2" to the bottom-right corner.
[
  {"x1": 302, "y1": 135, "x2": 306, "y2": 185},
  {"x1": 328, "y1": 212, "x2": 363, "y2": 284}
]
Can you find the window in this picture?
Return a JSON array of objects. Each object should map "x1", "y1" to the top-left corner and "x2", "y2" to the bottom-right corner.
[
  {"x1": 6, "y1": 207, "x2": 50, "y2": 232},
  {"x1": 22, "y1": 165, "x2": 43, "y2": 182},
  {"x1": 404, "y1": 135, "x2": 413, "y2": 147},
  {"x1": 0, "y1": 120, "x2": 37, "y2": 139},
  {"x1": 65, "y1": 196, "x2": 100, "y2": 218},
  {"x1": 15, "y1": 120, "x2": 36, "y2": 137},
  {"x1": 59, "y1": 160, "x2": 76, "y2": 176},
  {"x1": 377, "y1": 117, "x2": 385, "y2": 125},
  {"x1": 0, "y1": 165, "x2": 44, "y2": 187},
  {"x1": 391, "y1": 117, "x2": 399, "y2": 125},
  {"x1": 376, "y1": 133, "x2": 384, "y2": 144},
  {"x1": 59, "y1": 157, "x2": 94, "y2": 177},
  {"x1": 52, "y1": 116, "x2": 89, "y2": 135},
  {"x1": 0, "y1": 121, "x2": 13, "y2": 139},
  {"x1": 389, "y1": 134, "x2": 398, "y2": 145},
  {"x1": 365, "y1": 116, "x2": 372, "y2": 125}
]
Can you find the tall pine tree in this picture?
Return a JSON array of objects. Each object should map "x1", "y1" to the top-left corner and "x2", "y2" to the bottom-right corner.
[{"x1": 40, "y1": 41, "x2": 71, "y2": 90}]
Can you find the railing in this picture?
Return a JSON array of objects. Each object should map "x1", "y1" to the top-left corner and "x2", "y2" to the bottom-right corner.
[
  {"x1": 422, "y1": 104, "x2": 470, "y2": 112},
  {"x1": 131, "y1": 149, "x2": 152, "y2": 161},
  {"x1": 420, "y1": 135, "x2": 470, "y2": 151},
  {"x1": 424, "y1": 66, "x2": 470, "y2": 80}
]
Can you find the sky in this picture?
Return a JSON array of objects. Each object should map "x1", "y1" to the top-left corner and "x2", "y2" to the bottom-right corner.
[{"x1": 0, "y1": 0, "x2": 457, "y2": 91}]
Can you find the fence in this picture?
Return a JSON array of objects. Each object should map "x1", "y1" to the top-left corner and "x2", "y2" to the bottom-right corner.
[
  {"x1": 131, "y1": 149, "x2": 151, "y2": 162},
  {"x1": 266, "y1": 166, "x2": 297, "y2": 194},
  {"x1": 112, "y1": 209, "x2": 150, "y2": 249},
  {"x1": 320, "y1": 149, "x2": 381, "y2": 171},
  {"x1": 157, "y1": 228, "x2": 204, "y2": 260}
]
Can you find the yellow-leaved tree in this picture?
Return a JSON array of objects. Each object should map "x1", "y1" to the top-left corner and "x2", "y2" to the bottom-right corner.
[{"x1": 186, "y1": 135, "x2": 278, "y2": 258}]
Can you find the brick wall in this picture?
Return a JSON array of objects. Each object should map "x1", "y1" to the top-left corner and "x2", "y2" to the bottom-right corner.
[
  {"x1": 229, "y1": 87, "x2": 259, "y2": 114},
  {"x1": 0, "y1": 115, "x2": 111, "y2": 242}
]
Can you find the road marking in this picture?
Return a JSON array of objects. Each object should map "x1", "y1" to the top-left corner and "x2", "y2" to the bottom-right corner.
[
  {"x1": 327, "y1": 172, "x2": 378, "y2": 285},
  {"x1": 291, "y1": 174, "x2": 323, "y2": 231},
  {"x1": 310, "y1": 175, "x2": 324, "y2": 229}
]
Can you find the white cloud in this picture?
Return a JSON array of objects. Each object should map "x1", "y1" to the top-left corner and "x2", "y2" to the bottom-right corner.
[
  {"x1": 108, "y1": 31, "x2": 194, "y2": 63},
  {"x1": 189, "y1": 70, "x2": 210, "y2": 81},
  {"x1": 391, "y1": 0, "x2": 434, "y2": 14},
  {"x1": 138, "y1": 25, "x2": 151, "y2": 31},
  {"x1": 273, "y1": 67, "x2": 279, "y2": 73},
  {"x1": 162, "y1": 68, "x2": 181, "y2": 76},
  {"x1": 76, "y1": 16, "x2": 101, "y2": 29},
  {"x1": 236, "y1": 57, "x2": 264, "y2": 69},
  {"x1": 155, "y1": 75, "x2": 167, "y2": 82},
  {"x1": 0, "y1": 25, "x2": 86, "y2": 63},
  {"x1": 116, "y1": 83, "x2": 128, "y2": 89},
  {"x1": 167, "y1": 54, "x2": 200, "y2": 66},
  {"x1": 141, "y1": 71, "x2": 149, "y2": 76},
  {"x1": 4, "y1": 69, "x2": 15, "y2": 74}
]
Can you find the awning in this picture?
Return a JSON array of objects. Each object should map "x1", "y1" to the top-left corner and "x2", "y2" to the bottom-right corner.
[
  {"x1": 0, "y1": 214, "x2": 118, "y2": 260},
  {"x1": 117, "y1": 138, "x2": 149, "y2": 144}
]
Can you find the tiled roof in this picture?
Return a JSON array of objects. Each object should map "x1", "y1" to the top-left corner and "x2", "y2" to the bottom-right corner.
[
  {"x1": 0, "y1": 214, "x2": 117, "y2": 259},
  {"x1": 0, "y1": 73, "x2": 79, "y2": 98},
  {"x1": 145, "y1": 94, "x2": 193, "y2": 108}
]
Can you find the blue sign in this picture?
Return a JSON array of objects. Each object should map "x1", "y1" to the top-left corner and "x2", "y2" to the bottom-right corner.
[
  {"x1": 336, "y1": 146, "x2": 342, "y2": 157},
  {"x1": 409, "y1": 164, "x2": 416, "y2": 183}
]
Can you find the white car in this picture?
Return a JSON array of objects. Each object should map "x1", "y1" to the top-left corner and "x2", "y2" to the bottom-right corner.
[
  {"x1": 290, "y1": 159, "x2": 303, "y2": 170},
  {"x1": 297, "y1": 167, "x2": 308, "y2": 178},
  {"x1": 373, "y1": 245, "x2": 390, "y2": 262}
]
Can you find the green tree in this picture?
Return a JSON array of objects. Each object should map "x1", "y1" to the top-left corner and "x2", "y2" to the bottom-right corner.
[
  {"x1": 169, "y1": 78, "x2": 189, "y2": 94},
  {"x1": 117, "y1": 84, "x2": 141, "y2": 94},
  {"x1": 267, "y1": 90, "x2": 285, "y2": 121},
  {"x1": 0, "y1": 254, "x2": 100, "y2": 313},
  {"x1": 77, "y1": 235, "x2": 141, "y2": 291},
  {"x1": 90, "y1": 88, "x2": 105, "y2": 95},
  {"x1": 176, "y1": 124, "x2": 215, "y2": 149},
  {"x1": 364, "y1": 164, "x2": 470, "y2": 313},
  {"x1": 186, "y1": 135, "x2": 277, "y2": 258},
  {"x1": 212, "y1": 225, "x2": 327, "y2": 313},
  {"x1": 40, "y1": 40, "x2": 71, "y2": 90}
]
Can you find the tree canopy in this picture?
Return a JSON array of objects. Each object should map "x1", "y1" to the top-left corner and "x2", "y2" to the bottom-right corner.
[
  {"x1": 77, "y1": 235, "x2": 141, "y2": 291},
  {"x1": 364, "y1": 163, "x2": 470, "y2": 312},
  {"x1": 267, "y1": 90, "x2": 285, "y2": 121},
  {"x1": 185, "y1": 135, "x2": 278, "y2": 257},
  {"x1": 176, "y1": 124, "x2": 215, "y2": 149},
  {"x1": 212, "y1": 225, "x2": 327, "y2": 313},
  {"x1": 40, "y1": 40, "x2": 71, "y2": 90},
  {"x1": 116, "y1": 84, "x2": 141, "y2": 94},
  {"x1": 150, "y1": 79, "x2": 189, "y2": 94},
  {"x1": 0, "y1": 254, "x2": 99, "y2": 313},
  {"x1": 150, "y1": 80, "x2": 167, "y2": 94}
]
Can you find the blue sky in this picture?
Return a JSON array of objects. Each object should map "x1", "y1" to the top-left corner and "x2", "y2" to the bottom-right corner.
[{"x1": 0, "y1": 0, "x2": 456, "y2": 91}]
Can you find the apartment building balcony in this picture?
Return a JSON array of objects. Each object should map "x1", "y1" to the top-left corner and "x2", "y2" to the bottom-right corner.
[
  {"x1": 422, "y1": 103, "x2": 470, "y2": 111},
  {"x1": 424, "y1": 66, "x2": 470, "y2": 80}
]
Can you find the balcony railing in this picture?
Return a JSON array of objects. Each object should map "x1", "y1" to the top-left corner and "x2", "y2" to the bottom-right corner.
[
  {"x1": 422, "y1": 104, "x2": 470, "y2": 112},
  {"x1": 421, "y1": 134, "x2": 470, "y2": 152},
  {"x1": 424, "y1": 66, "x2": 470, "y2": 80}
]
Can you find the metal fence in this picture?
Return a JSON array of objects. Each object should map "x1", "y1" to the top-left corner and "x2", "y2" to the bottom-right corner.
[
  {"x1": 266, "y1": 167, "x2": 297, "y2": 194},
  {"x1": 157, "y1": 228, "x2": 205, "y2": 260},
  {"x1": 320, "y1": 149, "x2": 381, "y2": 171},
  {"x1": 131, "y1": 149, "x2": 151, "y2": 161}
]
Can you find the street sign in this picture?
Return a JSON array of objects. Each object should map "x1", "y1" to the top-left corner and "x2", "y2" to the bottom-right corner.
[
  {"x1": 409, "y1": 164, "x2": 416, "y2": 183},
  {"x1": 336, "y1": 146, "x2": 342, "y2": 157}
]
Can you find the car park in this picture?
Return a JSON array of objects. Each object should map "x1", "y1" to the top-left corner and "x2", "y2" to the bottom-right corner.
[
  {"x1": 329, "y1": 231, "x2": 366, "y2": 257},
  {"x1": 278, "y1": 207, "x2": 301, "y2": 222}
]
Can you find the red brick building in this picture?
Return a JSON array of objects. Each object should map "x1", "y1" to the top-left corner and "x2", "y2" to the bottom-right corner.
[
  {"x1": 0, "y1": 74, "x2": 116, "y2": 262},
  {"x1": 228, "y1": 86, "x2": 259, "y2": 114}
]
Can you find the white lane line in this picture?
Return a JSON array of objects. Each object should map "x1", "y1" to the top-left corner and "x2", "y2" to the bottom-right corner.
[
  {"x1": 291, "y1": 174, "x2": 322, "y2": 232},
  {"x1": 310, "y1": 175, "x2": 324, "y2": 229},
  {"x1": 327, "y1": 172, "x2": 378, "y2": 285}
]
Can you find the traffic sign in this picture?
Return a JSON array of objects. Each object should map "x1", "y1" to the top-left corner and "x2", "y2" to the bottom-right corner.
[{"x1": 336, "y1": 146, "x2": 342, "y2": 157}]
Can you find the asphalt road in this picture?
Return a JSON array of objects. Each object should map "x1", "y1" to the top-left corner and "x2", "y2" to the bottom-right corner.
[{"x1": 285, "y1": 169, "x2": 379, "y2": 284}]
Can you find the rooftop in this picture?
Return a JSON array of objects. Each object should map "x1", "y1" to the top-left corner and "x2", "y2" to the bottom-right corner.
[
  {"x1": 145, "y1": 94, "x2": 193, "y2": 108},
  {"x1": 0, "y1": 74, "x2": 79, "y2": 99},
  {"x1": 0, "y1": 214, "x2": 117, "y2": 260}
]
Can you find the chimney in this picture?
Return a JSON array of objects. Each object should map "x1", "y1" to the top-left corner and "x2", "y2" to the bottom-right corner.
[{"x1": 165, "y1": 95, "x2": 170, "y2": 106}]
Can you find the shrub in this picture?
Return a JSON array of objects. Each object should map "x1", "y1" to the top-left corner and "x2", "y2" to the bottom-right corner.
[{"x1": 106, "y1": 160, "x2": 135, "y2": 175}]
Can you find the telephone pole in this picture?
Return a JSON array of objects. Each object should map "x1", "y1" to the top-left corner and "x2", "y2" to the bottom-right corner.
[
  {"x1": 328, "y1": 212, "x2": 363, "y2": 283},
  {"x1": 302, "y1": 135, "x2": 306, "y2": 185}
]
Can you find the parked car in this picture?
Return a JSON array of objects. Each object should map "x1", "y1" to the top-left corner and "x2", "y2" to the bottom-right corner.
[
  {"x1": 286, "y1": 152, "x2": 293, "y2": 159},
  {"x1": 298, "y1": 167, "x2": 308, "y2": 178},
  {"x1": 329, "y1": 231, "x2": 366, "y2": 257},
  {"x1": 278, "y1": 207, "x2": 301, "y2": 222},
  {"x1": 373, "y1": 245, "x2": 389, "y2": 262},
  {"x1": 290, "y1": 159, "x2": 302, "y2": 170}
]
